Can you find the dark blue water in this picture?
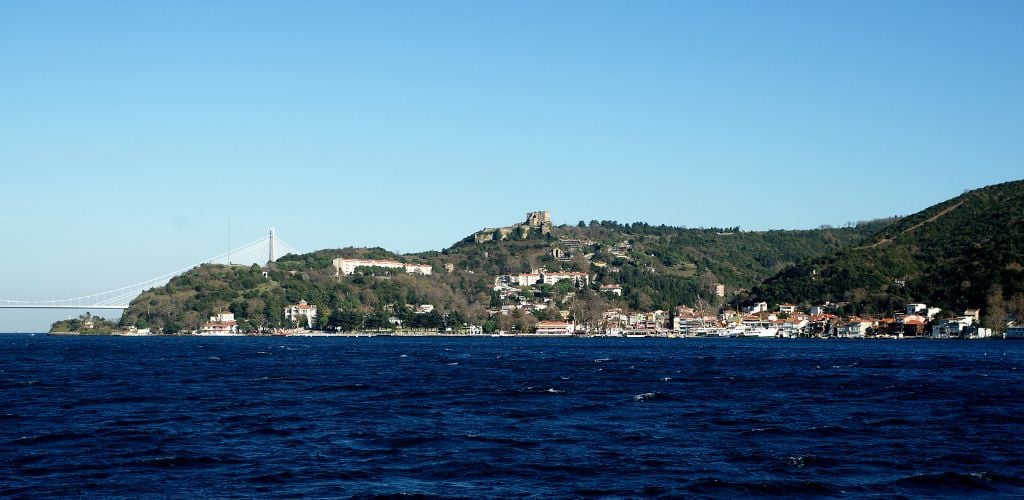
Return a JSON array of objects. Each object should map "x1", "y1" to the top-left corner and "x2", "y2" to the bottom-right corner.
[{"x1": 2, "y1": 335, "x2": 1024, "y2": 497}]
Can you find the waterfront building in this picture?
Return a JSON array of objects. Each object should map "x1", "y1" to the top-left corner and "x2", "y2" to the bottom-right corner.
[
  {"x1": 535, "y1": 321, "x2": 574, "y2": 335},
  {"x1": 901, "y1": 315, "x2": 927, "y2": 337},
  {"x1": 284, "y1": 300, "x2": 318, "y2": 328},
  {"x1": 1005, "y1": 326, "x2": 1024, "y2": 339},
  {"x1": 931, "y1": 317, "x2": 974, "y2": 338},
  {"x1": 838, "y1": 320, "x2": 873, "y2": 338},
  {"x1": 200, "y1": 312, "x2": 238, "y2": 334}
]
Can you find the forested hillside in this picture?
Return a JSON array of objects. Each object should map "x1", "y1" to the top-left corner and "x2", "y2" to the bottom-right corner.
[
  {"x1": 119, "y1": 216, "x2": 889, "y2": 333},
  {"x1": 750, "y1": 180, "x2": 1024, "y2": 325}
]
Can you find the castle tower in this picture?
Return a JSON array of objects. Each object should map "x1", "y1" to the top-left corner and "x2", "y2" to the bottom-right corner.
[{"x1": 526, "y1": 211, "x2": 551, "y2": 227}]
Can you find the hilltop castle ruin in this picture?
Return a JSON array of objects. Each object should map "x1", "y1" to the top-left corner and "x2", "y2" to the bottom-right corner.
[{"x1": 474, "y1": 211, "x2": 552, "y2": 243}]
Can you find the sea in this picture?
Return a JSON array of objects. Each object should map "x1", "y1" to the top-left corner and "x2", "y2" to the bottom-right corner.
[{"x1": 2, "y1": 334, "x2": 1024, "y2": 498}]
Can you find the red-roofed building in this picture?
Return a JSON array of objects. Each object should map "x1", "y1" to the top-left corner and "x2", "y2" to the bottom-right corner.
[
  {"x1": 200, "y1": 312, "x2": 239, "y2": 335},
  {"x1": 902, "y1": 315, "x2": 927, "y2": 337},
  {"x1": 535, "y1": 321, "x2": 574, "y2": 335},
  {"x1": 600, "y1": 284, "x2": 623, "y2": 296},
  {"x1": 284, "y1": 300, "x2": 318, "y2": 328}
]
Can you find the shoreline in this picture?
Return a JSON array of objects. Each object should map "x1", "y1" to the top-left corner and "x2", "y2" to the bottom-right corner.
[{"x1": 36, "y1": 331, "x2": 1012, "y2": 340}]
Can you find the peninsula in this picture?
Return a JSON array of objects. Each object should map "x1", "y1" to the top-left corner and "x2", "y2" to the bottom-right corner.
[{"x1": 60, "y1": 180, "x2": 1024, "y2": 339}]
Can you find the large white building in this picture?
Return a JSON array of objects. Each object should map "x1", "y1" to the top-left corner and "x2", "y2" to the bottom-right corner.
[
  {"x1": 535, "y1": 321, "x2": 575, "y2": 335},
  {"x1": 514, "y1": 273, "x2": 543, "y2": 287},
  {"x1": 333, "y1": 258, "x2": 432, "y2": 276},
  {"x1": 542, "y1": 271, "x2": 589, "y2": 286},
  {"x1": 200, "y1": 312, "x2": 239, "y2": 335},
  {"x1": 284, "y1": 300, "x2": 318, "y2": 328}
]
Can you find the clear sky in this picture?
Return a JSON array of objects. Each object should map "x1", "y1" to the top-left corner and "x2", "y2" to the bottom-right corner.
[{"x1": 1, "y1": 1, "x2": 1021, "y2": 331}]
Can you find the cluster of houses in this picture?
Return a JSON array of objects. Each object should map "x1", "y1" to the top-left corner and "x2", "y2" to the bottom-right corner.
[
  {"x1": 486, "y1": 272, "x2": 1007, "y2": 337},
  {"x1": 668, "y1": 302, "x2": 996, "y2": 339},
  {"x1": 195, "y1": 300, "x2": 320, "y2": 335},
  {"x1": 145, "y1": 296, "x2": 1017, "y2": 339}
]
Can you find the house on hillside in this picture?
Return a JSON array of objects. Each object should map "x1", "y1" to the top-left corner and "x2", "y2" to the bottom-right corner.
[
  {"x1": 284, "y1": 300, "x2": 318, "y2": 328},
  {"x1": 600, "y1": 284, "x2": 623, "y2": 296},
  {"x1": 333, "y1": 258, "x2": 432, "y2": 276},
  {"x1": 543, "y1": 271, "x2": 589, "y2": 287}
]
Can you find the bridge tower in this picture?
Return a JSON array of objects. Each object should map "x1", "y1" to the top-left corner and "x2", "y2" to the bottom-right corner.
[{"x1": 269, "y1": 227, "x2": 276, "y2": 263}]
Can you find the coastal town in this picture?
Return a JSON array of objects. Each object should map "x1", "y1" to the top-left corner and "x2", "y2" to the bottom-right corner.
[
  {"x1": 49, "y1": 206, "x2": 1024, "y2": 341},
  {"x1": 72, "y1": 297, "x2": 1023, "y2": 339},
  {"x1": 66, "y1": 256, "x2": 1022, "y2": 340}
]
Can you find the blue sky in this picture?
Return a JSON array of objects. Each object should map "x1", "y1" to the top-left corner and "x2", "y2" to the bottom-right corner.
[{"x1": 1, "y1": 1, "x2": 1022, "y2": 331}]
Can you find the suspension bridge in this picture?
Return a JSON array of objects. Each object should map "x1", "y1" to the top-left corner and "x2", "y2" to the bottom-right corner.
[{"x1": 0, "y1": 228, "x2": 299, "y2": 311}]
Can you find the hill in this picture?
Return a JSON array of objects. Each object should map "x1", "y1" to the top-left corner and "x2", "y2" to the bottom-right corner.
[
  {"x1": 118, "y1": 213, "x2": 890, "y2": 334},
  {"x1": 750, "y1": 180, "x2": 1024, "y2": 326}
]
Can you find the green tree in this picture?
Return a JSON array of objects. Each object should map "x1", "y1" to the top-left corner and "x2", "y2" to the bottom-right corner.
[{"x1": 985, "y1": 285, "x2": 1008, "y2": 332}]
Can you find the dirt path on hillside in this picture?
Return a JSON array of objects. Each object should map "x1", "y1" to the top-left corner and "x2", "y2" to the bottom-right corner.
[{"x1": 861, "y1": 200, "x2": 966, "y2": 249}]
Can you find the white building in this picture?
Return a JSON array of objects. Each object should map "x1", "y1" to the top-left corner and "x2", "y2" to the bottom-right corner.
[
  {"x1": 778, "y1": 304, "x2": 797, "y2": 314},
  {"x1": 284, "y1": 300, "x2": 318, "y2": 328},
  {"x1": 743, "y1": 302, "x2": 768, "y2": 314},
  {"x1": 838, "y1": 320, "x2": 873, "y2": 338},
  {"x1": 931, "y1": 317, "x2": 974, "y2": 338},
  {"x1": 535, "y1": 321, "x2": 574, "y2": 335},
  {"x1": 514, "y1": 273, "x2": 543, "y2": 287},
  {"x1": 600, "y1": 284, "x2": 623, "y2": 296},
  {"x1": 509, "y1": 270, "x2": 588, "y2": 288},
  {"x1": 542, "y1": 272, "x2": 589, "y2": 287},
  {"x1": 776, "y1": 317, "x2": 809, "y2": 337},
  {"x1": 200, "y1": 312, "x2": 238, "y2": 334},
  {"x1": 333, "y1": 258, "x2": 432, "y2": 276},
  {"x1": 970, "y1": 327, "x2": 995, "y2": 339}
]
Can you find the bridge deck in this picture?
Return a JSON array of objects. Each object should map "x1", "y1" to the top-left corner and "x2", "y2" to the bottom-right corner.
[{"x1": 0, "y1": 305, "x2": 129, "y2": 310}]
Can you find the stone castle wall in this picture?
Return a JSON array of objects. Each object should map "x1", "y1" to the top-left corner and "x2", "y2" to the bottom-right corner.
[{"x1": 474, "y1": 211, "x2": 552, "y2": 243}]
